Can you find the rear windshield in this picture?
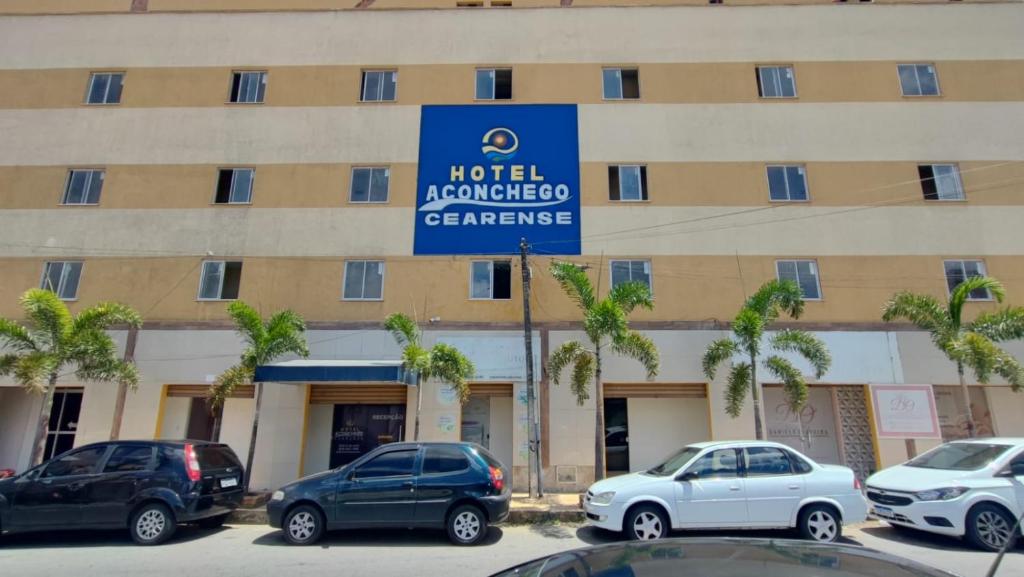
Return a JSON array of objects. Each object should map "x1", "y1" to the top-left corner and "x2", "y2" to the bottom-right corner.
[
  {"x1": 906, "y1": 442, "x2": 1011, "y2": 471},
  {"x1": 195, "y1": 445, "x2": 242, "y2": 470},
  {"x1": 471, "y1": 445, "x2": 505, "y2": 470}
]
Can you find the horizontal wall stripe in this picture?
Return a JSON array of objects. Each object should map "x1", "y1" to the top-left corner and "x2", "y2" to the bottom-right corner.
[{"x1": 1, "y1": 5, "x2": 1022, "y2": 69}]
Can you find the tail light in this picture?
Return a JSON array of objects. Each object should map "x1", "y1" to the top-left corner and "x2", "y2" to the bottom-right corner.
[
  {"x1": 184, "y1": 443, "x2": 202, "y2": 482},
  {"x1": 489, "y1": 466, "x2": 504, "y2": 493},
  {"x1": 854, "y1": 478, "x2": 863, "y2": 491}
]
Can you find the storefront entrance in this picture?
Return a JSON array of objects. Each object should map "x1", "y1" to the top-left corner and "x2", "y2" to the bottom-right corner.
[
  {"x1": 934, "y1": 385, "x2": 994, "y2": 440},
  {"x1": 460, "y1": 383, "x2": 514, "y2": 469},
  {"x1": 329, "y1": 404, "x2": 406, "y2": 468},
  {"x1": 603, "y1": 384, "x2": 710, "y2": 474}
]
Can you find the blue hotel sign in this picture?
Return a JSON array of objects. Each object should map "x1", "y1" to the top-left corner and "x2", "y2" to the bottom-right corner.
[{"x1": 413, "y1": 104, "x2": 581, "y2": 255}]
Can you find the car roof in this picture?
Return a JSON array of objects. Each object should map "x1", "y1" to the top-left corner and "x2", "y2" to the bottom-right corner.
[
  {"x1": 686, "y1": 440, "x2": 795, "y2": 450},
  {"x1": 943, "y1": 437, "x2": 1024, "y2": 446}
]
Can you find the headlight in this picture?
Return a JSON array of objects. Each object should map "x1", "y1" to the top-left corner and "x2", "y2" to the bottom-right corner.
[
  {"x1": 915, "y1": 487, "x2": 968, "y2": 501},
  {"x1": 271, "y1": 490, "x2": 285, "y2": 502},
  {"x1": 590, "y1": 491, "x2": 616, "y2": 506}
]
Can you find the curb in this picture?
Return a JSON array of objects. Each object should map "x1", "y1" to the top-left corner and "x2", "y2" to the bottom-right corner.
[{"x1": 228, "y1": 507, "x2": 585, "y2": 526}]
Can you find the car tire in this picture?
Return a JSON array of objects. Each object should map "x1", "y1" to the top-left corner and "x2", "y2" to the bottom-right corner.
[
  {"x1": 282, "y1": 504, "x2": 325, "y2": 546},
  {"x1": 966, "y1": 503, "x2": 1018, "y2": 552},
  {"x1": 447, "y1": 504, "x2": 488, "y2": 546},
  {"x1": 130, "y1": 502, "x2": 177, "y2": 546},
  {"x1": 625, "y1": 505, "x2": 669, "y2": 541},
  {"x1": 197, "y1": 514, "x2": 229, "y2": 529},
  {"x1": 798, "y1": 504, "x2": 842, "y2": 543}
]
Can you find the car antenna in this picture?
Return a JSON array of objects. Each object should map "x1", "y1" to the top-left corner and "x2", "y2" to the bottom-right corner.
[{"x1": 984, "y1": 513, "x2": 1024, "y2": 577}]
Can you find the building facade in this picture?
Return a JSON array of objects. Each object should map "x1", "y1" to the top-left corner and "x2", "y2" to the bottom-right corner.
[{"x1": 1, "y1": 0, "x2": 1023, "y2": 492}]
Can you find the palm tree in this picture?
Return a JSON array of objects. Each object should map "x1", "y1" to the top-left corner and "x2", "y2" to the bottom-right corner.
[
  {"x1": 0, "y1": 289, "x2": 142, "y2": 466},
  {"x1": 546, "y1": 262, "x2": 659, "y2": 481},
  {"x1": 208, "y1": 301, "x2": 309, "y2": 492},
  {"x1": 702, "y1": 280, "x2": 831, "y2": 440},
  {"x1": 882, "y1": 276, "x2": 1024, "y2": 437},
  {"x1": 383, "y1": 312, "x2": 475, "y2": 441}
]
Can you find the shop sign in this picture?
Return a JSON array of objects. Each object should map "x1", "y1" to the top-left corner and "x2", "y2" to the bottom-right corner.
[
  {"x1": 437, "y1": 335, "x2": 541, "y2": 381},
  {"x1": 869, "y1": 384, "x2": 941, "y2": 439},
  {"x1": 765, "y1": 387, "x2": 841, "y2": 465}
]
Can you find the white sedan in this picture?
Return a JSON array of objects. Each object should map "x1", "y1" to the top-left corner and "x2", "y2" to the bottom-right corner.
[
  {"x1": 866, "y1": 438, "x2": 1024, "y2": 551},
  {"x1": 584, "y1": 440, "x2": 867, "y2": 542}
]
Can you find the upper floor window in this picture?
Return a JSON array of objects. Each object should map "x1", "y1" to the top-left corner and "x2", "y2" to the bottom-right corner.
[
  {"x1": 62, "y1": 169, "x2": 104, "y2": 205},
  {"x1": 350, "y1": 167, "x2": 390, "y2": 203},
  {"x1": 85, "y1": 72, "x2": 124, "y2": 105},
  {"x1": 757, "y1": 66, "x2": 797, "y2": 99},
  {"x1": 898, "y1": 64, "x2": 940, "y2": 97},
  {"x1": 919, "y1": 164, "x2": 964, "y2": 201},
  {"x1": 215, "y1": 168, "x2": 254, "y2": 204},
  {"x1": 361, "y1": 70, "x2": 397, "y2": 102},
  {"x1": 608, "y1": 165, "x2": 648, "y2": 201},
  {"x1": 476, "y1": 68, "x2": 513, "y2": 100},
  {"x1": 610, "y1": 260, "x2": 652, "y2": 294},
  {"x1": 944, "y1": 259, "x2": 991, "y2": 300},
  {"x1": 41, "y1": 261, "x2": 83, "y2": 300},
  {"x1": 776, "y1": 260, "x2": 821, "y2": 300},
  {"x1": 229, "y1": 71, "x2": 266, "y2": 104},
  {"x1": 198, "y1": 261, "x2": 242, "y2": 301},
  {"x1": 470, "y1": 260, "x2": 512, "y2": 300},
  {"x1": 767, "y1": 165, "x2": 808, "y2": 201},
  {"x1": 603, "y1": 68, "x2": 640, "y2": 100},
  {"x1": 343, "y1": 260, "x2": 385, "y2": 301}
]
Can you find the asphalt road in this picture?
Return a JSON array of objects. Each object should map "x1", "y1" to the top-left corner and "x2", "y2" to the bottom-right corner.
[{"x1": 1, "y1": 522, "x2": 1022, "y2": 577}]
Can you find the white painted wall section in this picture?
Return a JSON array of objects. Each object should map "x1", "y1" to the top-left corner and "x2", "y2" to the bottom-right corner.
[{"x1": 627, "y1": 397, "x2": 709, "y2": 471}]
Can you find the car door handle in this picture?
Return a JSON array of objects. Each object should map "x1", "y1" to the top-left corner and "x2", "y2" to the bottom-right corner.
[
  {"x1": 729, "y1": 486, "x2": 741, "y2": 491},
  {"x1": 402, "y1": 481, "x2": 414, "y2": 492},
  {"x1": 788, "y1": 485, "x2": 801, "y2": 490}
]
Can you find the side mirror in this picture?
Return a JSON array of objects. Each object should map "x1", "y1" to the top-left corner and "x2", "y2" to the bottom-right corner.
[
  {"x1": 1000, "y1": 464, "x2": 1024, "y2": 477},
  {"x1": 677, "y1": 472, "x2": 698, "y2": 482}
]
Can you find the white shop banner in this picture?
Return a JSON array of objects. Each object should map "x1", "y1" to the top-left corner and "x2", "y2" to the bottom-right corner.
[{"x1": 869, "y1": 384, "x2": 941, "y2": 439}]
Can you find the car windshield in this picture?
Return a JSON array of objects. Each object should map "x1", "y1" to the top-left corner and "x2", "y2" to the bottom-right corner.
[
  {"x1": 645, "y1": 446, "x2": 702, "y2": 477},
  {"x1": 905, "y1": 442, "x2": 1012, "y2": 470}
]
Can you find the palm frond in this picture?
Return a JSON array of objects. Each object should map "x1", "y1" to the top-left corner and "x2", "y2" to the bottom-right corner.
[
  {"x1": 731, "y1": 308, "x2": 765, "y2": 357},
  {"x1": 725, "y1": 362, "x2": 752, "y2": 418},
  {"x1": 13, "y1": 352, "x2": 57, "y2": 394},
  {"x1": 949, "y1": 276, "x2": 1005, "y2": 327},
  {"x1": 549, "y1": 341, "x2": 588, "y2": 386},
  {"x1": 583, "y1": 299, "x2": 628, "y2": 346},
  {"x1": 401, "y1": 343, "x2": 431, "y2": 376},
  {"x1": 428, "y1": 343, "x2": 476, "y2": 403},
  {"x1": 0, "y1": 318, "x2": 37, "y2": 353},
  {"x1": 77, "y1": 358, "x2": 139, "y2": 390},
  {"x1": 946, "y1": 332, "x2": 1003, "y2": 383},
  {"x1": 569, "y1": 351, "x2": 595, "y2": 406},
  {"x1": 764, "y1": 354, "x2": 808, "y2": 412},
  {"x1": 745, "y1": 279, "x2": 804, "y2": 323},
  {"x1": 227, "y1": 301, "x2": 266, "y2": 348},
  {"x1": 607, "y1": 281, "x2": 653, "y2": 316},
  {"x1": 262, "y1": 309, "x2": 309, "y2": 362},
  {"x1": 72, "y1": 302, "x2": 142, "y2": 335},
  {"x1": 882, "y1": 291, "x2": 953, "y2": 348},
  {"x1": 994, "y1": 353, "x2": 1024, "y2": 392},
  {"x1": 969, "y1": 307, "x2": 1024, "y2": 343},
  {"x1": 770, "y1": 329, "x2": 832, "y2": 379},
  {"x1": 207, "y1": 364, "x2": 254, "y2": 409},
  {"x1": 20, "y1": 289, "x2": 72, "y2": 348},
  {"x1": 702, "y1": 338, "x2": 738, "y2": 380},
  {"x1": 383, "y1": 312, "x2": 421, "y2": 348},
  {"x1": 550, "y1": 262, "x2": 596, "y2": 312},
  {"x1": 0, "y1": 354, "x2": 17, "y2": 376},
  {"x1": 610, "y1": 330, "x2": 659, "y2": 379}
]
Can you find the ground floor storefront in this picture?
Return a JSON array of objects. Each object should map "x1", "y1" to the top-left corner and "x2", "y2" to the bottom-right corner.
[{"x1": 2, "y1": 328, "x2": 1023, "y2": 492}]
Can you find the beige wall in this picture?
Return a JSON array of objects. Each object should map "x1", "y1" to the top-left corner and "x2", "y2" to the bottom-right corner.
[
  {"x1": 627, "y1": 397, "x2": 709, "y2": 471},
  {"x1": 249, "y1": 383, "x2": 307, "y2": 490},
  {"x1": 219, "y1": 397, "x2": 256, "y2": 464},
  {"x1": 0, "y1": 387, "x2": 41, "y2": 472},
  {"x1": 159, "y1": 396, "x2": 191, "y2": 438},
  {"x1": 302, "y1": 404, "x2": 333, "y2": 476},
  {"x1": 987, "y1": 387, "x2": 1024, "y2": 438}
]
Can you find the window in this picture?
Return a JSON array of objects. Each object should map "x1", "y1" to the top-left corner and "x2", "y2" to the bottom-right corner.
[
  {"x1": 44, "y1": 390, "x2": 83, "y2": 460},
  {"x1": 898, "y1": 64, "x2": 940, "y2": 97},
  {"x1": 757, "y1": 66, "x2": 797, "y2": 98},
  {"x1": 787, "y1": 451, "x2": 813, "y2": 474},
  {"x1": 422, "y1": 446, "x2": 471, "y2": 475},
  {"x1": 349, "y1": 167, "x2": 390, "y2": 203},
  {"x1": 214, "y1": 169, "x2": 254, "y2": 204},
  {"x1": 41, "y1": 261, "x2": 83, "y2": 300},
  {"x1": 103, "y1": 445, "x2": 155, "y2": 473},
  {"x1": 361, "y1": 70, "x2": 397, "y2": 102},
  {"x1": 610, "y1": 260, "x2": 652, "y2": 294},
  {"x1": 343, "y1": 260, "x2": 385, "y2": 300},
  {"x1": 61, "y1": 169, "x2": 104, "y2": 205},
  {"x1": 476, "y1": 68, "x2": 512, "y2": 100},
  {"x1": 776, "y1": 260, "x2": 821, "y2": 300},
  {"x1": 919, "y1": 164, "x2": 964, "y2": 201},
  {"x1": 602, "y1": 68, "x2": 640, "y2": 100},
  {"x1": 743, "y1": 447, "x2": 794, "y2": 476},
  {"x1": 470, "y1": 260, "x2": 512, "y2": 300},
  {"x1": 944, "y1": 260, "x2": 991, "y2": 300},
  {"x1": 229, "y1": 71, "x2": 267, "y2": 104},
  {"x1": 198, "y1": 261, "x2": 243, "y2": 300},
  {"x1": 85, "y1": 72, "x2": 124, "y2": 105},
  {"x1": 353, "y1": 449, "x2": 417, "y2": 479},
  {"x1": 608, "y1": 165, "x2": 648, "y2": 201},
  {"x1": 42, "y1": 446, "x2": 108, "y2": 478},
  {"x1": 766, "y1": 165, "x2": 808, "y2": 201},
  {"x1": 685, "y1": 449, "x2": 739, "y2": 479}
]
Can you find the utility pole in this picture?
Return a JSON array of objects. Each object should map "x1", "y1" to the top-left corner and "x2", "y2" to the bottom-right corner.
[{"x1": 520, "y1": 238, "x2": 543, "y2": 498}]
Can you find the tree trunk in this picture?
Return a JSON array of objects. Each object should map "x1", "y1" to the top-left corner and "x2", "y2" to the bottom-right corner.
[
  {"x1": 750, "y1": 353, "x2": 764, "y2": 440},
  {"x1": 31, "y1": 372, "x2": 60, "y2": 466},
  {"x1": 594, "y1": 348, "x2": 606, "y2": 482},
  {"x1": 243, "y1": 381, "x2": 264, "y2": 493},
  {"x1": 413, "y1": 373, "x2": 422, "y2": 441},
  {"x1": 958, "y1": 363, "x2": 977, "y2": 438},
  {"x1": 109, "y1": 325, "x2": 139, "y2": 441}
]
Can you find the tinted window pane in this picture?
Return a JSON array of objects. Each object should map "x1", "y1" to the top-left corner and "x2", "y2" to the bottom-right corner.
[
  {"x1": 944, "y1": 261, "x2": 965, "y2": 294},
  {"x1": 686, "y1": 449, "x2": 738, "y2": 479},
  {"x1": 369, "y1": 168, "x2": 390, "y2": 202},
  {"x1": 88, "y1": 74, "x2": 110, "y2": 104},
  {"x1": 221, "y1": 262, "x2": 242, "y2": 300},
  {"x1": 630, "y1": 260, "x2": 651, "y2": 291},
  {"x1": 779, "y1": 67, "x2": 796, "y2": 97},
  {"x1": 788, "y1": 451, "x2": 813, "y2": 474},
  {"x1": 64, "y1": 171, "x2": 89, "y2": 204},
  {"x1": 350, "y1": 168, "x2": 371, "y2": 202},
  {"x1": 785, "y1": 166, "x2": 807, "y2": 200},
  {"x1": 85, "y1": 171, "x2": 104, "y2": 204},
  {"x1": 621, "y1": 69, "x2": 640, "y2": 99},
  {"x1": 744, "y1": 447, "x2": 793, "y2": 476},
  {"x1": 199, "y1": 262, "x2": 224, "y2": 299},
  {"x1": 602, "y1": 69, "x2": 622, "y2": 99},
  {"x1": 758, "y1": 68, "x2": 778, "y2": 97},
  {"x1": 106, "y1": 74, "x2": 124, "y2": 104},
  {"x1": 60, "y1": 262, "x2": 83, "y2": 300},
  {"x1": 767, "y1": 166, "x2": 788, "y2": 200},
  {"x1": 343, "y1": 261, "x2": 366, "y2": 299},
  {"x1": 917, "y1": 65, "x2": 938, "y2": 95},
  {"x1": 355, "y1": 450, "x2": 417, "y2": 478},
  {"x1": 796, "y1": 261, "x2": 820, "y2": 299},
  {"x1": 471, "y1": 261, "x2": 491, "y2": 299},
  {"x1": 43, "y1": 446, "x2": 107, "y2": 478},
  {"x1": 42, "y1": 262, "x2": 64, "y2": 293},
  {"x1": 363, "y1": 261, "x2": 384, "y2": 299},
  {"x1": 476, "y1": 69, "x2": 494, "y2": 99},
  {"x1": 230, "y1": 169, "x2": 253, "y2": 203},
  {"x1": 196, "y1": 445, "x2": 242, "y2": 470},
  {"x1": 610, "y1": 261, "x2": 630, "y2": 288},
  {"x1": 494, "y1": 69, "x2": 512, "y2": 100},
  {"x1": 777, "y1": 261, "x2": 798, "y2": 284},
  {"x1": 898, "y1": 65, "x2": 920, "y2": 96},
  {"x1": 619, "y1": 166, "x2": 641, "y2": 200},
  {"x1": 492, "y1": 260, "x2": 512, "y2": 300},
  {"x1": 381, "y1": 71, "x2": 397, "y2": 101},
  {"x1": 104, "y1": 445, "x2": 154, "y2": 473},
  {"x1": 422, "y1": 446, "x2": 470, "y2": 474}
]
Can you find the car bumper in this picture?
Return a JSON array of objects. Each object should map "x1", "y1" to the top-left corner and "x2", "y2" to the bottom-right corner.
[
  {"x1": 839, "y1": 493, "x2": 870, "y2": 525},
  {"x1": 868, "y1": 499, "x2": 965, "y2": 536},
  {"x1": 267, "y1": 498, "x2": 287, "y2": 529},
  {"x1": 583, "y1": 502, "x2": 625, "y2": 532},
  {"x1": 177, "y1": 488, "x2": 244, "y2": 522},
  {"x1": 481, "y1": 491, "x2": 511, "y2": 524}
]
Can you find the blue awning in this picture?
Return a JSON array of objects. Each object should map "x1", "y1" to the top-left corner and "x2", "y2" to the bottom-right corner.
[{"x1": 254, "y1": 360, "x2": 413, "y2": 384}]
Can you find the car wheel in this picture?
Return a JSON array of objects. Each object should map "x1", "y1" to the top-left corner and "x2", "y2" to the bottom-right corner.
[
  {"x1": 447, "y1": 504, "x2": 488, "y2": 546},
  {"x1": 130, "y1": 503, "x2": 177, "y2": 546},
  {"x1": 282, "y1": 504, "x2": 325, "y2": 546},
  {"x1": 197, "y1": 514, "x2": 229, "y2": 529},
  {"x1": 626, "y1": 505, "x2": 669, "y2": 541},
  {"x1": 798, "y1": 504, "x2": 842, "y2": 543},
  {"x1": 966, "y1": 504, "x2": 1017, "y2": 552}
]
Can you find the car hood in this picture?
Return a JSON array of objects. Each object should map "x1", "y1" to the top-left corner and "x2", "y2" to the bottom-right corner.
[
  {"x1": 281, "y1": 468, "x2": 338, "y2": 492},
  {"x1": 867, "y1": 465, "x2": 986, "y2": 491},
  {"x1": 589, "y1": 471, "x2": 664, "y2": 495}
]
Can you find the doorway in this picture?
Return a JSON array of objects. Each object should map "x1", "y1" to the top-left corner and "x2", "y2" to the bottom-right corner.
[
  {"x1": 186, "y1": 397, "x2": 219, "y2": 441},
  {"x1": 460, "y1": 390, "x2": 514, "y2": 469},
  {"x1": 44, "y1": 389, "x2": 83, "y2": 461},
  {"x1": 604, "y1": 398, "x2": 629, "y2": 474},
  {"x1": 329, "y1": 404, "x2": 406, "y2": 469}
]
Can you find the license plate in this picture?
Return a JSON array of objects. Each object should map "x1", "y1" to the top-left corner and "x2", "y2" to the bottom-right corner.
[
  {"x1": 873, "y1": 506, "x2": 894, "y2": 518},
  {"x1": 220, "y1": 477, "x2": 238, "y2": 488}
]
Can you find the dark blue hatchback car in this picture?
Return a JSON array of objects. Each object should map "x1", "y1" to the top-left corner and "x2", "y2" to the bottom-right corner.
[{"x1": 268, "y1": 442, "x2": 510, "y2": 546}]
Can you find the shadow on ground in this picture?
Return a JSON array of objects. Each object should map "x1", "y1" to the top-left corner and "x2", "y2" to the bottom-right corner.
[
  {"x1": 860, "y1": 524, "x2": 1023, "y2": 554},
  {"x1": 574, "y1": 525, "x2": 859, "y2": 547},
  {"x1": 0, "y1": 525, "x2": 228, "y2": 549},
  {"x1": 252, "y1": 526, "x2": 504, "y2": 548}
]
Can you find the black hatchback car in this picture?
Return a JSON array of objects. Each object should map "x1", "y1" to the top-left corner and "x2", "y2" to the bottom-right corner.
[
  {"x1": 268, "y1": 442, "x2": 510, "y2": 546},
  {"x1": 0, "y1": 440, "x2": 244, "y2": 545}
]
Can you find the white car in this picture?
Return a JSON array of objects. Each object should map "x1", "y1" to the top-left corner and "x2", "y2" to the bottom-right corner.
[
  {"x1": 584, "y1": 440, "x2": 868, "y2": 542},
  {"x1": 865, "y1": 438, "x2": 1024, "y2": 551}
]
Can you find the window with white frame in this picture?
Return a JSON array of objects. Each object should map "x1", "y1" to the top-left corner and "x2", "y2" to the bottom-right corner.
[
  {"x1": 229, "y1": 71, "x2": 267, "y2": 104},
  {"x1": 41, "y1": 261, "x2": 83, "y2": 300},
  {"x1": 85, "y1": 72, "x2": 124, "y2": 105},
  {"x1": 214, "y1": 169, "x2": 254, "y2": 204},
  {"x1": 608, "y1": 165, "x2": 648, "y2": 201},
  {"x1": 919, "y1": 164, "x2": 964, "y2": 201},
  {"x1": 470, "y1": 260, "x2": 512, "y2": 300},
  {"x1": 944, "y1": 260, "x2": 991, "y2": 300},
  {"x1": 343, "y1": 260, "x2": 385, "y2": 300},
  {"x1": 756, "y1": 66, "x2": 797, "y2": 98},
  {"x1": 776, "y1": 260, "x2": 821, "y2": 300},
  {"x1": 602, "y1": 68, "x2": 640, "y2": 100},
  {"x1": 766, "y1": 165, "x2": 808, "y2": 201},
  {"x1": 61, "y1": 169, "x2": 104, "y2": 205},
  {"x1": 476, "y1": 69, "x2": 512, "y2": 100},
  {"x1": 898, "y1": 64, "x2": 940, "y2": 97},
  {"x1": 361, "y1": 70, "x2": 397, "y2": 102},
  {"x1": 610, "y1": 260, "x2": 653, "y2": 294},
  {"x1": 349, "y1": 167, "x2": 390, "y2": 203},
  {"x1": 198, "y1": 261, "x2": 243, "y2": 300}
]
